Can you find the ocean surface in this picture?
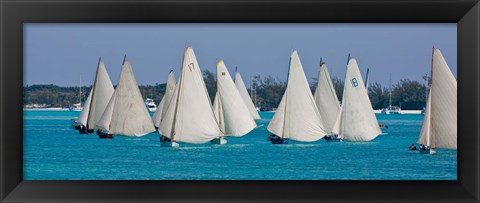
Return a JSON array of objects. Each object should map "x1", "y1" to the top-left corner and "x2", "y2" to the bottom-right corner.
[{"x1": 24, "y1": 110, "x2": 457, "y2": 180}]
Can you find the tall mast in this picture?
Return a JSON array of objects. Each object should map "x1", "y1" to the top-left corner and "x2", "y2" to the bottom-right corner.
[
  {"x1": 424, "y1": 73, "x2": 428, "y2": 108},
  {"x1": 365, "y1": 68, "x2": 370, "y2": 90},
  {"x1": 86, "y1": 57, "x2": 102, "y2": 129},
  {"x1": 281, "y1": 52, "x2": 293, "y2": 138},
  {"x1": 250, "y1": 77, "x2": 253, "y2": 104},
  {"x1": 389, "y1": 73, "x2": 392, "y2": 108},
  {"x1": 216, "y1": 60, "x2": 221, "y2": 129},
  {"x1": 79, "y1": 74, "x2": 82, "y2": 105},
  {"x1": 169, "y1": 48, "x2": 186, "y2": 141},
  {"x1": 253, "y1": 77, "x2": 256, "y2": 107}
]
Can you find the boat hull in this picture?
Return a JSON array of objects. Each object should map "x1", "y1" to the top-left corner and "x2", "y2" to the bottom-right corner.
[
  {"x1": 98, "y1": 134, "x2": 113, "y2": 139},
  {"x1": 323, "y1": 135, "x2": 343, "y2": 142},
  {"x1": 210, "y1": 137, "x2": 227, "y2": 145},
  {"x1": 271, "y1": 138, "x2": 288, "y2": 144},
  {"x1": 419, "y1": 149, "x2": 431, "y2": 154},
  {"x1": 161, "y1": 141, "x2": 179, "y2": 148},
  {"x1": 325, "y1": 138, "x2": 343, "y2": 142}
]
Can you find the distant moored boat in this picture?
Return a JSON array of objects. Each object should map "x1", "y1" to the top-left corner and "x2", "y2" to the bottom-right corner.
[
  {"x1": 145, "y1": 98, "x2": 157, "y2": 112},
  {"x1": 69, "y1": 75, "x2": 84, "y2": 111}
]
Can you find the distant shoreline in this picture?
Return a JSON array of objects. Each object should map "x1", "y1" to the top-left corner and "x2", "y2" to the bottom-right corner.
[
  {"x1": 23, "y1": 108, "x2": 69, "y2": 111},
  {"x1": 23, "y1": 108, "x2": 424, "y2": 114}
]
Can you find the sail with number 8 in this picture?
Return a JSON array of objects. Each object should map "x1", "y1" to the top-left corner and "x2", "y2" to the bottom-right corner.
[
  {"x1": 332, "y1": 57, "x2": 381, "y2": 142},
  {"x1": 213, "y1": 60, "x2": 257, "y2": 139}
]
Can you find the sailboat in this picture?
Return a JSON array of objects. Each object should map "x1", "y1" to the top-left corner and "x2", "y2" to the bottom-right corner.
[
  {"x1": 159, "y1": 47, "x2": 223, "y2": 147},
  {"x1": 313, "y1": 59, "x2": 342, "y2": 142},
  {"x1": 69, "y1": 75, "x2": 84, "y2": 111},
  {"x1": 234, "y1": 68, "x2": 261, "y2": 120},
  {"x1": 381, "y1": 74, "x2": 402, "y2": 114},
  {"x1": 152, "y1": 70, "x2": 177, "y2": 132},
  {"x1": 331, "y1": 56, "x2": 382, "y2": 142},
  {"x1": 416, "y1": 48, "x2": 457, "y2": 154},
  {"x1": 212, "y1": 60, "x2": 257, "y2": 144},
  {"x1": 96, "y1": 56, "x2": 156, "y2": 138},
  {"x1": 77, "y1": 89, "x2": 93, "y2": 134},
  {"x1": 267, "y1": 50, "x2": 327, "y2": 144},
  {"x1": 83, "y1": 58, "x2": 115, "y2": 136}
]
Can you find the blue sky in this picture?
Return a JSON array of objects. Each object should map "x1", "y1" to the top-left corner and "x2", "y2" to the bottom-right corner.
[{"x1": 24, "y1": 24, "x2": 456, "y2": 87}]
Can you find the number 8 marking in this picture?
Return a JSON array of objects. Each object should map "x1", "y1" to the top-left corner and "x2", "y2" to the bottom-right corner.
[{"x1": 351, "y1": 78, "x2": 358, "y2": 87}]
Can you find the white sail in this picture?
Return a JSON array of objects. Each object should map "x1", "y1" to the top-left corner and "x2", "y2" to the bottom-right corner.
[
  {"x1": 86, "y1": 59, "x2": 115, "y2": 130},
  {"x1": 152, "y1": 71, "x2": 177, "y2": 130},
  {"x1": 213, "y1": 91, "x2": 225, "y2": 133},
  {"x1": 78, "y1": 89, "x2": 93, "y2": 126},
  {"x1": 96, "y1": 59, "x2": 155, "y2": 136},
  {"x1": 417, "y1": 49, "x2": 457, "y2": 149},
  {"x1": 418, "y1": 91, "x2": 432, "y2": 146},
  {"x1": 96, "y1": 92, "x2": 116, "y2": 131},
  {"x1": 234, "y1": 71, "x2": 261, "y2": 120},
  {"x1": 313, "y1": 62, "x2": 341, "y2": 135},
  {"x1": 159, "y1": 47, "x2": 223, "y2": 144},
  {"x1": 213, "y1": 60, "x2": 257, "y2": 136},
  {"x1": 335, "y1": 58, "x2": 381, "y2": 141},
  {"x1": 267, "y1": 51, "x2": 326, "y2": 142}
]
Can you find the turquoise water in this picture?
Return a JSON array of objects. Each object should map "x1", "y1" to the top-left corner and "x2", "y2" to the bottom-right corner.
[{"x1": 24, "y1": 110, "x2": 456, "y2": 180}]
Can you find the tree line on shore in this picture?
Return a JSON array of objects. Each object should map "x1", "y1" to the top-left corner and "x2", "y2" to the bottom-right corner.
[{"x1": 24, "y1": 70, "x2": 429, "y2": 110}]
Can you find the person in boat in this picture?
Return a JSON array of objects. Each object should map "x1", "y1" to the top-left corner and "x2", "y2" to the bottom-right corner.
[
  {"x1": 160, "y1": 135, "x2": 172, "y2": 142},
  {"x1": 268, "y1": 133, "x2": 277, "y2": 141},
  {"x1": 97, "y1": 129, "x2": 113, "y2": 138},
  {"x1": 324, "y1": 134, "x2": 340, "y2": 140},
  {"x1": 408, "y1": 143, "x2": 418, "y2": 151},
  {"x1": 419, "y1": 144, "x2": 427, "y2": 151},
  {"x1": 79, "y1": 125, "x2": 88, "y2": 134}
]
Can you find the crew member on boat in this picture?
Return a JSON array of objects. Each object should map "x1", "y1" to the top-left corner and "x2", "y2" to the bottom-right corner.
[
  {"x1": 268, "y1": 133, "x2": 288, "y2": 144},
  {"x1": 96, "y1": 129, "x2": 113, "y2": 139},
  {"x1": 408, "y1": 143, "x2": 418, "y2": 151},
  {"x1": 160, "y1": 135, "x2": 172, "y2": 142},
  {"x1": 79, "y1": 125, "x2": 89, "y2": 134},
  {"x1": 419, "y1": 144, "x2": 428, "y2": 151}
]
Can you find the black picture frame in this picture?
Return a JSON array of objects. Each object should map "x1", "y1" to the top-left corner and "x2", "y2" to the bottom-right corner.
[{"x1": 1, "y1": 0, "x2": 479, "y2": 202}]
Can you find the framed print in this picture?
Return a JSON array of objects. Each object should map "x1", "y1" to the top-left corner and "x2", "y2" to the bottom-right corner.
[{"x1": 1, "y1": 0, "x2": 479, "y2": 202}]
